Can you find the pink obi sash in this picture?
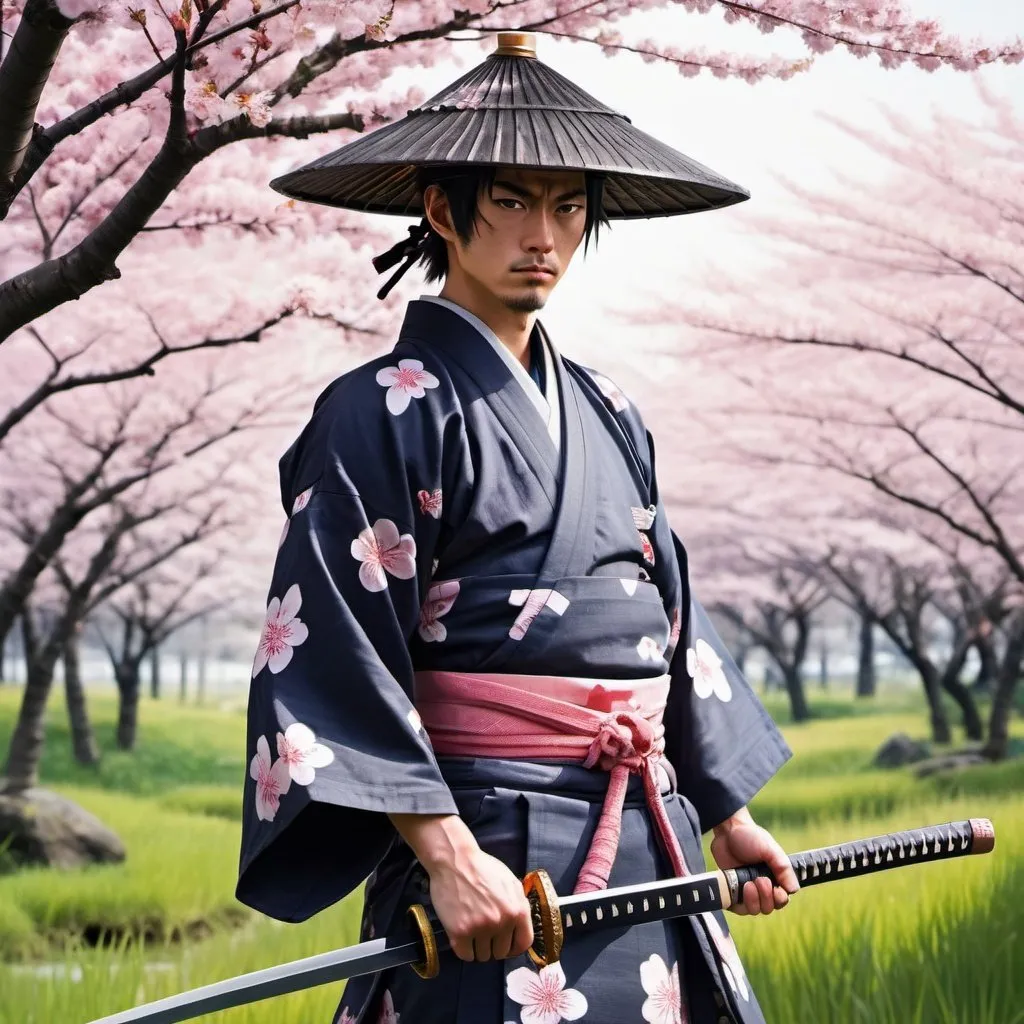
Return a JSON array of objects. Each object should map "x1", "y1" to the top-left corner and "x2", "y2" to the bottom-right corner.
[{"x1": 413, "y1": 671, "x2": 689, "y2": 894}]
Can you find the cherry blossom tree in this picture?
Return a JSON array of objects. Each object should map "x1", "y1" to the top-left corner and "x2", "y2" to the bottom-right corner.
[
  {"x1": 648, "y1": 87, "x2": 1024, "y2": 750},
  {"x1": 95, "y1": 559, "x2": 225, "y2": 749},
  {"x1": 1, "y1": 0, "x2": 1021, "y2": 342}
]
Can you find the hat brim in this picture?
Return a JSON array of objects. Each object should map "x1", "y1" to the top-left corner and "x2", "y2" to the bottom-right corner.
[{"x1": 270, "y1": 52, "x2": 749, "y2": 218}]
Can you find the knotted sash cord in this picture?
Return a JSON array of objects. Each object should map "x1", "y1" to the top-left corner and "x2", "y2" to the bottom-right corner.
[{"x1": 413, "y1": 672, "x2": 689, "y2": 893}]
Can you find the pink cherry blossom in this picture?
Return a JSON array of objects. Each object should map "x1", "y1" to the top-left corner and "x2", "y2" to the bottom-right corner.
[
  {"x1": 252, "y1": 584, "x2": 309, "y2": 677},
  {"x1": 350, "y1": 518, "x2": 416, "y2": 592},
  {"x1": 703, "y1": 913, "x2": 749, "y2": 1001},
  {"x1": 508, "y1": 588, "x2": 570, "y2": 641},
  {"x1": 375, "y1": 359, "x2": 439, "y2": 415},
  {"x1": 234, "y1": 90, "x2": 273, "y2": 128},
  {"x1": 639, "y1": 531, "x2": 656, "y2": 565},
  {"x1": 417, "y1": 488, "x2": 443, "y2": 518},
  {"x1": 249, "y1": 734, "x2": 292, "y2": 822},
  {"x1": 637, "y1": 635, "x2": 662, "y2": 661},
  {"x1": 419, "y1": 579, "x2": 460, "y2": 642},
  {"x1": 336, "y1": 1009, "x2": 356, "y2": 1024},
  {"x1": 640, "y1": 953, "x2": 685, "y2": 1024},
  {"x1": 668, "y1": 608, "x2": 682, "y2": 651},
  {"x1": 183, "y1": 79, "x2": 230, "y2": 122},
  {"x1": 276, "y1": 722, "x2": 335, "y2": 785},
  {"x1": 506, "y1": 962, "x2": 588, "y2": 1024},
  {"x1": 377, "y1": 989, "x2": 400, "y2": 1024},
  {"x1": 591, "y1": 371, "x2": 629, "y2": 412},
  {"x1": 632, "y1": 505, "x2": 657, "y2": 530},
  {"x1": 292, "y1": 486, "x2": 314, "y2": 514},
  {"x1": 687, "y1": 639, "x2": 733, "y2": 701}
]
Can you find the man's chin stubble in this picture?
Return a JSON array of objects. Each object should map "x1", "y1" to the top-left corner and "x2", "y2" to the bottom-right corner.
[{"x1": 502, "y1": 290, "x2": 547, "y2": 314}]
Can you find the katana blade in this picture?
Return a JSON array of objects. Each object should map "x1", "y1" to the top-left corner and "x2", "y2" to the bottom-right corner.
[
  {"x1": 86, "y1": 932, "x2": 432, "y2": 1024},
  {"x1": 88, "y1": 818, "x2": 994, "y2": 1024}
]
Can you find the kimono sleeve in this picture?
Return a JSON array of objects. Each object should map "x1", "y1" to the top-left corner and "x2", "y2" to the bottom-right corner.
[
  {"x1": 662, "y1": 532, "x2": 793, "y2": 833},
  {"x1": 236, "y1": 360, "x2": 463, "y2": 923}
]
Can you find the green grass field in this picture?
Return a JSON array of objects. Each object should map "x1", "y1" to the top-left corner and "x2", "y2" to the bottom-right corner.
[{"x1": 0, "y1": 687, "x2": 1020, "y2": 1024}]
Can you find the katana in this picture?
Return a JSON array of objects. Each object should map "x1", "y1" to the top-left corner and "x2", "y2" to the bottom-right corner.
[{"x1": 88, "y1": 818, "x2": 995, "y2": 1024}]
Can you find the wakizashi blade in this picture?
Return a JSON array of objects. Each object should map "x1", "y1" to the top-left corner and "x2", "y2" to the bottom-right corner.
[{"x1": 87, "y1": 818, "x2": 995, "y2": 1024}]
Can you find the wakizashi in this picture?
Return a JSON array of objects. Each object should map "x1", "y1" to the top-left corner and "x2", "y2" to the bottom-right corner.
[{"x1": 240, "y1": 30, "x2": 797, "y2": 1024}]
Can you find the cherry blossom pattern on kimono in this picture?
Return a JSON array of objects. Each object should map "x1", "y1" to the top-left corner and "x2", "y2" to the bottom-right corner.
[
  {"x1": 506, "y1": 962, "x2": 588, "y2": 1024},
  {"x1": 631, "y1": 506, "x2": 657, "y2": 566},
  {"x1": 249, "y1": 735, "x2": 290, "y2": 822},
  {"x1": 335, "y1": 1008, "x2": 356, "y2": 1024},
  {"x1": 591, "y1": 370, "x2": 630, "y2": 413},
  {"x1": 703, "y1": 913, "x2": 750, "y2": 1002},
  {"x1": 687, "y1": 638, "x2": 733, "y2": 702},
  {"x1": 417, "y1": 488, "x2": 443, "y2": 519},
  {"x1": 252, "y1": 583, "x2": 309, "y2": 678},
  {"x1": 508, "y1": 588, "x2": 570, "y2": 640},
  {"x1": 637, "y1": 635, "x2": 662, "y2": 661},
  {"x1": 351, "y1": 519, "x2": 417, "y2": 592},
  {"x1": 667, "y1": 608, "x2": 682, "y2": 655},
  {"x1": 250, "y1": 721, "x2": 335, "y2": 823},
  {"x1": 640, "y1": 953, "x2": 686, "y2": 1024},
  {"x1": 376, "y1": 989, "x2": 400, "y2": 1024},
  {"x1": 276, "y1": 722, "x2": 334, "y2": 785},
  {"x1": 375, "y1": 358, "x2": 440, "y2": 415},
  {"x1": 292, "y1": 485, "x2": 315, "y2": 515},
  {"x1": 418, "y1": 579, "x2": 460, "y2": 642}
]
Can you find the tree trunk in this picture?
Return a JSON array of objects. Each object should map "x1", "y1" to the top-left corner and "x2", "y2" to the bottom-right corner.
[
  {"x1": 149, "y1": 644, "x2": 161, "y2": 699},
  {"x1": 63, "y1": 631, "x2": 100, "y2": 766},
  {"x1": 918, "y1": 663, "x2": 952, "y2": 744},
  {"x1": 178, "y1": 650, "x2": 188, "y2": 702},
  {"x1": 938, "y1": 630, "x2": 984, "y2": 741},
  {"x1": 3, "y1": 644, "x2": 62, "y2": 794},
  {"x1": 982, "y1": 613, "x2": 1024, "y2": 761},
  {"x1": 197, "y1": 626, "x2": 208, "y2": 706},
  {"x1": 856, "y1": 613, "x2": 876, "y2": 697},
  {"x1": 818, "y1": 639, "x2": 829, "y2": 689},
  {"x1": 0, "y1": 630, "x2": 6, "y2": 683},
  {"x1": 114, "y1": 662, "x2": 142, "y2": 751},
  {"x1": 939, "y1": 673, "x2": 984, "y2": 742},
  {"x1": 972, "y1": 637, "x2": 998, "y2": 694},
  {"x1": 782, "y1": 663, "x2": 810, "y2": 722}
]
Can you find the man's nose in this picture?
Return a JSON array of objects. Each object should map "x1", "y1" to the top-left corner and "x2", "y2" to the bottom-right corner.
[{"x1": 522, "y1": 207, "x2": 555, "y2": 253}]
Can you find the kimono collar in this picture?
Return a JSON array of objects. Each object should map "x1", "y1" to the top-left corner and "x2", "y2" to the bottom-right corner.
[{"x1": 418, "y1": 295, "x2": 561, "y2": 451}]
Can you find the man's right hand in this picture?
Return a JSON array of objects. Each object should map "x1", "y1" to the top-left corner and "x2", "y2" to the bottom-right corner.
[{"x1": 389, "y1": 812, "x2": 534, "y2": 963}]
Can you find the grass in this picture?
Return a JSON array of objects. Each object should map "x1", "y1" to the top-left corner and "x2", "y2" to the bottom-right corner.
[{"x1": 0, "y1": 685, "x2": 1020, "y2": 1023}]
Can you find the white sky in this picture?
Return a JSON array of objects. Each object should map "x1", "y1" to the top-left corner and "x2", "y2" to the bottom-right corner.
[{"x1": 389, "y1": 0, "x2": 1024, "y2": 377}]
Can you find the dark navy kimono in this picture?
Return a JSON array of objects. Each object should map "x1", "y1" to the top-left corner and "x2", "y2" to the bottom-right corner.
[{"x1": 237, "y1": 299, "x2": 791, "y2": 1024}]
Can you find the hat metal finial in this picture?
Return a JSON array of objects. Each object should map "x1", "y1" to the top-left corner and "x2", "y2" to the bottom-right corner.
[{"x1": 494, "y1": 31, "x2": 537, "y2": 57}]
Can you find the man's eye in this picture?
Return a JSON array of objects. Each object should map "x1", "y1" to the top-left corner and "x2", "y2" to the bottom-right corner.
[
  {"x1": 495, "y1": 197, "x2": 523, "y2": 209},
  {"x1": 558, "y1": 203, "x2": 584, "y2": 215}
]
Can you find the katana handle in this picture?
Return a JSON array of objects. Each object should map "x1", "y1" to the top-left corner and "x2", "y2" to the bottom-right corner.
[{"x1": 722, "y1": 817, "x2": 995, "y2": 904}]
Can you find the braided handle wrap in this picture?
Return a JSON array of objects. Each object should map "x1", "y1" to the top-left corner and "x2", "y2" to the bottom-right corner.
[{"x1": 725, "y1": 818, "x2": 995, "y2": 902}]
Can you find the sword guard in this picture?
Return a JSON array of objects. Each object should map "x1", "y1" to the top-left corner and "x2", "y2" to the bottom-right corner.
[
  {"x1": 408, "y1": 903, "x2": 440, "y2": 979},
  {"x1": 523, "y1": 868, "x2": 563, "y2": 968}
]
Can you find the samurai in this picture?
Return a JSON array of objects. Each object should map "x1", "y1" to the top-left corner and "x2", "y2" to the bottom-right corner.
[{"x1": 238, "y1": 31, "x2": 799, "y2": 1024}]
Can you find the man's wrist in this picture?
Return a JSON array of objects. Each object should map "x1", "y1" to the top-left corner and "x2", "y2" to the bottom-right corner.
[
  {"x1": 712, "y1": 805, "x2": 754, "y2": 838},
  {"x1": 388, "y1": 812, "x2": 477, "y2": 873}
]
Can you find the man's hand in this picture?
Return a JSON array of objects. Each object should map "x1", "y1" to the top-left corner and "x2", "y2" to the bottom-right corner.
[
  {"x1": 710, "y1": 806, "x2": 799, "y2": 916},
  {"x1": 389, "y1": 812, "x2": 534, "y2": 963}
]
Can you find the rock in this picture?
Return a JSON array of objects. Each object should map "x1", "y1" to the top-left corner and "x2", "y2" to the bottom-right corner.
[
  {"x1": 873, "y1": 732, "x2": 931, "y2": 768},
  {"x1": 0, "y1": 787, "x2": 125, "y2": 870},
  {"x1": 913, "y1": 752, "x2": 989, "y2": 778}
]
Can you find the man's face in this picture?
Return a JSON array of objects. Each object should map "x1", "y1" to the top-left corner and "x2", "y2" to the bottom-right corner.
[{"x1": 432, "y1": 167, "x2": 588, "y2": 313}]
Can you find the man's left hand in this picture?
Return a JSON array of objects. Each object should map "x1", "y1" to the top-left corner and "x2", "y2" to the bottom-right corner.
[{"x1": 710, "y1": 807, "x2": 799, "y2": 916}]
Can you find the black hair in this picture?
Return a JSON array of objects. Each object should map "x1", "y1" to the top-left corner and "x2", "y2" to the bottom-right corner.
[{"x1": 414, "y1": 165, "x2": 609, "y2": 283}]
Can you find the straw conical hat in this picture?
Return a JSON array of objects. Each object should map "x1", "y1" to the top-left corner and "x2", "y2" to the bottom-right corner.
[{"x1": 269, "y1": 31, "x2": 748, "y2": 219}]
